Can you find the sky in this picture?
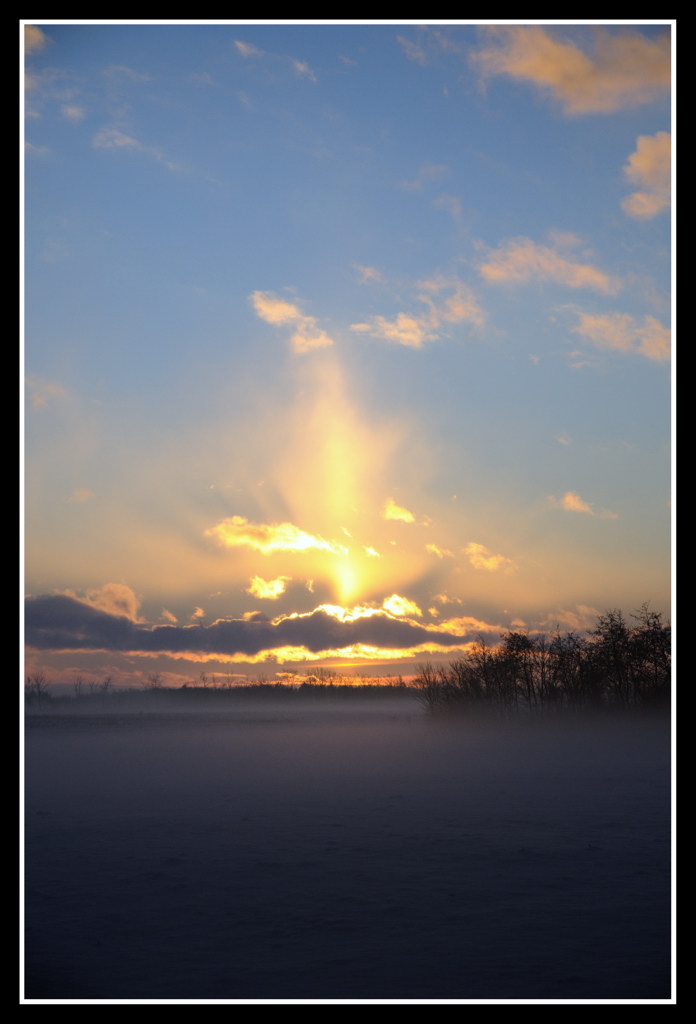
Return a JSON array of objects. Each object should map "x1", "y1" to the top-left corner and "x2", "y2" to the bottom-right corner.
[{"x1": 22, "y1": 21, "x2": 674, "y2": 688}]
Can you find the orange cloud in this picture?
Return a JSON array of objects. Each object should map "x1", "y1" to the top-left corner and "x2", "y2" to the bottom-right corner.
[
  {"x1": 479, "y1": 237, "x2": 619, "y2": 294},
  {"x1": 250, "y1": 290, "x2": 334, "y2": 353},
  {"x1": 464, "y1": 542, "x2": 515, "y2": 573},
  {"x1": 26, "y1": 375, "x2": 66, "y2": 408},
  {"x1": 472, "y1": 26, "x2": 670, "y2": 115},
  {"x1": 572, "y1": 312, "x2": 670, "y2": 362},
  {"x1": 548, "y1": 492, "x2": 618, "y2": 519},
  {"x1": 67, "y1": 489, "x2": 96, "y2": 503},
  {"x1": 24, "y1": 25, "x2": 49, "y2": 55},
  {"x1": 351, "y1": 277, "x2": 484, "y2": 347},
  {"x1": 621, "y1": 131, "x2": 671, "y2": 219}
]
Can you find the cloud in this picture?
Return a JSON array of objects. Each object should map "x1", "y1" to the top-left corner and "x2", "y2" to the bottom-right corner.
[
  {"x1": 478, "y1": 237, "x2": 619, "y2": 294},
  {"x1": 426, "y1": 543, "x2": 454, "y2": 559},
  {"x1": 61, "y1": 104, "x2": 86, "y2": 122},
  {"x1": 400, "y1": 162, "x2": 449, "y2": 192},
  {"x1": 621, "y1": 131, "x2": 671, "y2": 219},
  {"x1": 247, "y1": 575, "x2": 290, "y2": 599},
  {"x1": 353, "y1": 263, "x2": 384, "y2": 284},
  {"x1": 26, "y1": 375, "x2": 66, "y2": 408},
  {"x1": 60, "y1": 583, "x2": 142, "y2": 622},
  {"x1": 464, "y1": 542, "x2": 515, "y2": 573},
  {"x1": 92, "y1": 127, "x2": 141, "y2": 150},
  {"x1": 382, "y1": 498, "x2": 415, "y2": 523},
  {"x1": 24, "y1": 25, "x2": 49, "y2": 56},
  {"x1": 103, "y1": 65, "x2": 152, "y2": 84},
  {"x1": 67, "y1": 489, "x2": 95, "y2": 503},
  {"x1": 351, "y1": 312, "x2": 435, "y2": 349},
  {"x1": 206, "y1": 516, "x2": 348, "y2": 556},
  {"x1": 543, "y1": 604, "x2": 602, "y2": 632},
  {"x1": 572, "y1": 312, "x2": 670, "y2": 362},
  {"x1": 291, "y1": 59, "x2": 318, "y2": 83},
  {"x1": 234, "y1": 40, "x2": 265, "y2": 58},
  {"x1": 250, "y1": 290, "x2": 334, "y2": 354},
  {"x1": 433, "y1": 194, "x2": 463, "y2": 220},
  {"x1": 397, "y1": 35, "x2": 428, "y2": 66},
  {"x1": 548, "y1": 492, "x2": 618, "y2": 519},
  {"x1": 25, "y1": 594, "x2": 484, "y2": 660},
  {"x1": 471, "y1": 26, "x2": 671, "y2": 115},
  {"x1": 351, "y1": 276, "x2": 484, "y2": 348},
  {"x1": 382, "y1": 594, "x2": 423, "y2": 617}
]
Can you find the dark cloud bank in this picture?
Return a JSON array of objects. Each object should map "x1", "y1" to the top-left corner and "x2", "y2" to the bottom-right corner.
[{"x1": 25, "y1": 594, "x2": 470, "y2": 657}]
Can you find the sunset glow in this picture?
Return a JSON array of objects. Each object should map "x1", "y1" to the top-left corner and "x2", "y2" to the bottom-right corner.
[{"x1": 23, "y1": 21, "x2": 672, "y2": 689}]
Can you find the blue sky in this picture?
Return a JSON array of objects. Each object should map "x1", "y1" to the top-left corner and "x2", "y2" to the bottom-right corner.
[{"x1": 23, "y1": 21, "x2": 673, "y2": 686}]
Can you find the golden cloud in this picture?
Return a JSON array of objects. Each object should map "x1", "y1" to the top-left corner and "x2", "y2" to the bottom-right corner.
[
  {"x1": 247, "y1": 575, "x2": 290, "y2": 599},
  {"x1": 206, "y1": 516, "x2": 349, "y2": 556},
  {"x1": 463, "y1": 542, "x2": 516, "y2": 573},
  {"x1": 382, "y1": 594, "x2": 423, "y2": 617},
  {"x1": 383, "y1": 498, "x2": 416, "y2": 523}
]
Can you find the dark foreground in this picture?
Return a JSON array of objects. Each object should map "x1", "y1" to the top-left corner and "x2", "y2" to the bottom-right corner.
[{"x1": 23, "y1": 700, "x2": 672, "y2": 1001}]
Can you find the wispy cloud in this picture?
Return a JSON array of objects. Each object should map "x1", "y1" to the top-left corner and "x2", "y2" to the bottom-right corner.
[
  {"x1": 548, "y1": 492, "x2": 618, "y2": 519},
  {"x1": 621, "y1": 131, "x2": 671, "y2": 219},
  {"x1": 353, "y1": 263, "x2": 384, "y2": 284},
  {"x1": 250, "y1": 290, "x2": 334, "y2": 354},
  {"x1": 103, "y1": 64, "x2": 152, "y2": 84},
  {"x1": 233, "y1": 40, "x2": 265, "y2": 59},
  {"x1": 67, "y1": 489, "x2": 95, "y2": 504},
  {"x1": 397, "y1": 34, "x2": 428, "y2": 66},
  {"x1": 291, "y1": 59, "x2": 318, "y2": 83},
  {"x1": 543, "y1": 604, "x2": 602, "y2": 632},
  {"x1": 233, "y1": 38, "x2": 317, "y2": 82},
  {"x1": 471, "y1": 26, "x2": 670, "y2": 115},
  {"x1": 572, "y1": 312, "x2": 670, "y2": 362},
  {"x1": 479, "y1": 236, "x2": 619, "y2": 294},
  {"x1": 206, "y1": 516, "x2": 348, "y2": 556},
  {"x1": 26, "y1": 375, "x2": 66, "y2": 408},
  {"x1": 399, "y1": 162, "x2": 448, "y2": 192},
  {"x1": 92, "y1": 126, "x2": 141, "y2": 150},
  {"x1": 61, "y1": 104, "x2": 86, "y2": 122},
  {"x1": 351, "y1": 276, "x2": 484, "y2": 348}
]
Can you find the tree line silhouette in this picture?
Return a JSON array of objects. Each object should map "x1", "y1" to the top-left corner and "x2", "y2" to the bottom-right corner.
[
  {"x1": 415, "y1": 604, "x2": 671, "y2": 714},
  {"x1": 25, "y1": 605, "x2": 670, "y2": 715}
]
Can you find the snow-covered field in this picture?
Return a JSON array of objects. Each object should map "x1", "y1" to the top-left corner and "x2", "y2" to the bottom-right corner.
[{"x1": 23, "y1": 698, "x2": 672, "y2": 1002}]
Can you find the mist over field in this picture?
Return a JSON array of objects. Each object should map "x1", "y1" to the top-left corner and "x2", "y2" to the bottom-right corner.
[{"x1": 24, "y1": 700, "x2": 671, "y2": 1001}]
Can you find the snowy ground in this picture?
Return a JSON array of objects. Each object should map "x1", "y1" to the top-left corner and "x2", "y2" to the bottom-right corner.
[{"x1": 23, "y1": 698, "x2": 672, "y2": 1002}]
